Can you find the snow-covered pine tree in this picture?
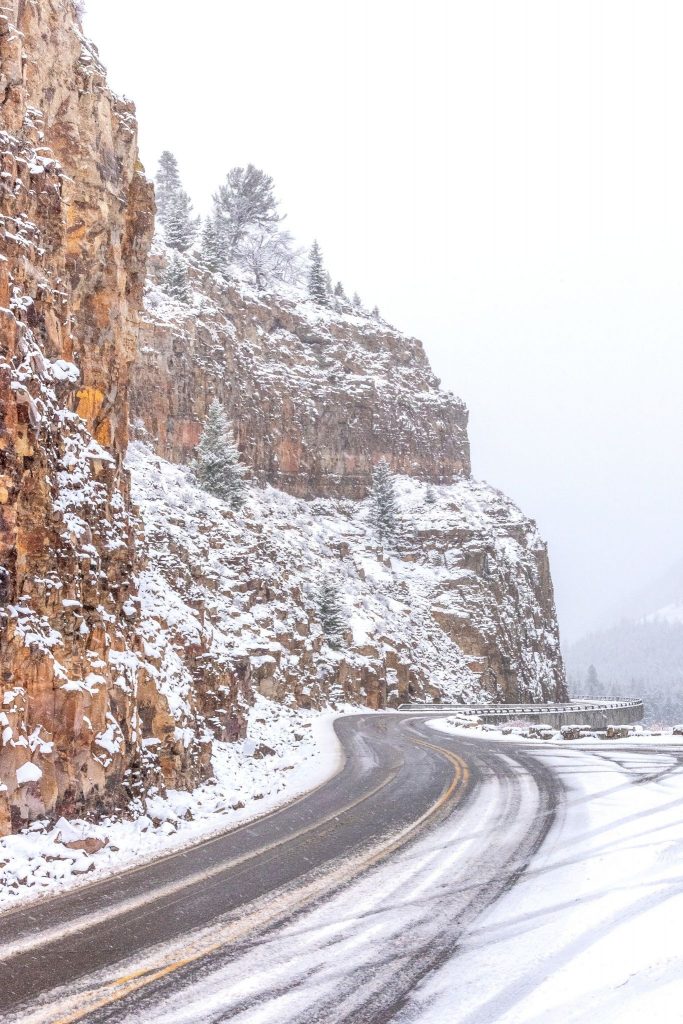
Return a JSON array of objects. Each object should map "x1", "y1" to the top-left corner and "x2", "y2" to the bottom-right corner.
[
  {"x1": 193, "y1": 399, "x2": 247, "y2": 509},
  {"x1": 308, "y1": 240, "x2": 328, "y2": 305},
  {"x1": 213, "y1": 165, "x2": 281, "y2": 259},
  {"x1": 371, "y1": 305, "x2": 381, "y2": 319},
  {"x1": 155, "y1": 150, "x2": 181, "y2": 223},
  {"x1": 334, "y1": 281, "x2": 347, "y2": 299},
  {"x1": 371, "y1": 459, "x2": 400, "y2": 541},
  {"x1": 352, "y1": 291, "x2": 363, "y2": 311},
  {"x1": 163, "y1": 252, "x2": 192, "y2": 303},
  {"x1": 316, "y1": 573, "x2": 347, "y2": 648},
  {"x1": 164, "y1": 189, "x2": 198, "y2": 252},
  {"x1": 199, "y1": 214, "x2": 227, "y2": 274},
  {"x1": 425, "y1": 483, "x2": 437, "y2": 505},
  {"x1": 155, "y1": 152, "x2": 197, "y2": 250}
]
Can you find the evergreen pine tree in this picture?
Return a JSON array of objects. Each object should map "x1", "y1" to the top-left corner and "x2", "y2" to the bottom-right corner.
[
  {"x1": 199, "y1": 214, "x2": 227, "y2": 274},
  {"x1": 213, "y1": 165, "x2": 281, "y2": 258},
  {"x1": 352, "y1": 291, "x2": 363, "y2": 311},
  {"x1": 155, "y1": 150, "x2": 181, "y2": 223},
  {"x1": 425, "y1": 484, "x2": 437, "y2": 505},
  {"x1": 371, "y1": 305, "x2": 380, "y2": 319},
  {"x1": 316, "y1": 573, "x2": 347, "y2": 648},
  {"x1": 307, "y1": 240, "x2": 328, "y2": 305},
  {"x1": 334, "y1": 281, "x2": 347, "y2": 300},
  {"x1": 586, "y1": 664, "x2": 600, "y2": 694},
  {"x1": 371, "y1": 459, "x2": 399, "y2": 541},
  {"x1": 193, "y1": 399, "x2": 246, "y2": 509},
  {"x1": 155, "y1": 151, "x2": 197, "y2": 250},
  {"x1": 164, "y1": 189, "x2": 198, "y2": 252},
  {"x1": 163, "y1": 252, "x2": 192, "y2": 303}
]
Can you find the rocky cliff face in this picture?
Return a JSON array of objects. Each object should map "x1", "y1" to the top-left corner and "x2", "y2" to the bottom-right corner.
[
  {"x1": 0, "y1": 0, "x2": 208, "y2": 835},
  {"x1": 133, "y1": 250, "x2": 471, "y2": 499},
  {"x1": 131, "y1": 250, "x2": 565, "y2": 710},
  {"x1": 127, "y1": 443, "x2": 564, "y2": 717},
  {"x1": 0, "y1": 0, "x2": 565, "y2": 837}
]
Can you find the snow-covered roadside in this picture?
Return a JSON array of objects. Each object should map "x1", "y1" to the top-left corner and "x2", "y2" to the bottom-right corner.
[
  {"x1": 0, "y1": 698, "x2": 352, "y2": 911},
  {"x1": 407, "y1": 725, "x2": 683, "y2": 1022},
  {"x1": 428, "y1": 716, "x2": 683, "y2": 746}
]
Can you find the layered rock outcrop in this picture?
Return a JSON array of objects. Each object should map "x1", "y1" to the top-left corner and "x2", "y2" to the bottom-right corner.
[{"x1": 133, "y1": 252, "x2": 471, "y2": 499}]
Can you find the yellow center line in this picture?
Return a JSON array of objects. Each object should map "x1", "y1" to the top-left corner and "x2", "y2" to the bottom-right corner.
[
  {"x1": 42, "y1": 735, "x2": 469, "y2": 1024},
  {"x1": 2, "y1": 768, "x2": 399, "y2": 966}
]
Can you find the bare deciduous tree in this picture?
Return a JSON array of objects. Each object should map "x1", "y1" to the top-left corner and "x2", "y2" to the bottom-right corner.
[{"x1": 236, "y1": 228, "x2": 301, "y2": 290}]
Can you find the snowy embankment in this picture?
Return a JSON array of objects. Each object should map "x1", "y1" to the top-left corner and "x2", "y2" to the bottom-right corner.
[
  {"x1": 125, "y1": 439, "x2": 563, "y2": 711},
  {"x1": 429, "y1": 716, "x2": 683, "y2": 745},
  {"x1": 0, "y1": 699, "x2": 347, "y2": 910}
]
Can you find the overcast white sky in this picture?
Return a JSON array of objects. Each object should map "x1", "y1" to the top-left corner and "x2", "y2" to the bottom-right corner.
[{"x1": 84, "y1": 0, "x2": 683, "y2": 642}]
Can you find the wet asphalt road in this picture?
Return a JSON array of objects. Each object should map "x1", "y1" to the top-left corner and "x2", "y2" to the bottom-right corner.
[{"x1": 0, "y1": 715, "x2": 560, "y2": 1023}]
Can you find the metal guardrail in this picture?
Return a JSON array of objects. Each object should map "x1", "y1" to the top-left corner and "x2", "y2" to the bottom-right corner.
[{"x1": 396, "y1": 699, "x2": 643, "y2": 716}]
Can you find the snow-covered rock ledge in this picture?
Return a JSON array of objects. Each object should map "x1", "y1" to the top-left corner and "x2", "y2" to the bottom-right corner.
[{"x1": 0, "y1": 699, "x2": 350, "y2": 910}]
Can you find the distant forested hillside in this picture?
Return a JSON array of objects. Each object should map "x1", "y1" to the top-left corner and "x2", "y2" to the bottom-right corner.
[{"x1": 565, "y1": 619, "x2": 683, "y2": 725}]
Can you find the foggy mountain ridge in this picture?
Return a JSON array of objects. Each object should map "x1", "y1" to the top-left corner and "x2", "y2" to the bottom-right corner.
[
  {"x1": 597, "y1": 557, "x2": 683, "y2": 628},
  {"x1": 565, "y1": 559, "x2": 683, "y2": 724}
]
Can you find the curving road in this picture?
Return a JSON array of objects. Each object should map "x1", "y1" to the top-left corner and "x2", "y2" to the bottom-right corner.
[{"x1": 0, "y1": 715, "x2": 562, "y2": 1024}]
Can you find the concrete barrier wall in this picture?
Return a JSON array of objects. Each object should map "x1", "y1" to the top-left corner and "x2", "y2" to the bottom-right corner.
[{"x1": 466, "y1": 705, "x2": 645, "y2": 728}]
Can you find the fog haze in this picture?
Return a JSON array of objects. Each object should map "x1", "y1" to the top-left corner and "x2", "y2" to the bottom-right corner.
[{"x1": 84, "y1": 0, "x2": 683, "y2": 641}]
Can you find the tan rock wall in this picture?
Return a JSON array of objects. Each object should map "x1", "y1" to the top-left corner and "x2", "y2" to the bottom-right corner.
[
  {"x1": 0, "y1": 0, "x2": 209, "y2": 834},
  {"x1": 133, "y1": 259, "x2": 471, "y2": 499}
]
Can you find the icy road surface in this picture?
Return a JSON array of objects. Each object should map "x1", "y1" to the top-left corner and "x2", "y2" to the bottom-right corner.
[{"x1": 1, "y1": 716, "x2": 681, "y2": 1023}]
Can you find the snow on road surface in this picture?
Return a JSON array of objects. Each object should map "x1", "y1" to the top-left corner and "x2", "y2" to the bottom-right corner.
[
  {"x1": 409, "y1": 726, "x2": 683, "y2": 1023},
  {"x1": 16, "y1": 728, "x2": 551, "y2": 1024},
  {"x1": 35, "y1": 731, "x2": 680, "y2": 1024},
  {"x1": 6, "y1": 725, "x2": 682, "y2": 1024}
]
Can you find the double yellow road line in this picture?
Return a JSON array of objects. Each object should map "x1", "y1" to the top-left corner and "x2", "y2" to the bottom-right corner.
[{"x1": 34, "y1": 734, "x2": 468, "y2": 1024}]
